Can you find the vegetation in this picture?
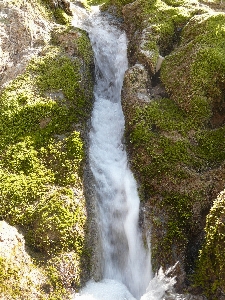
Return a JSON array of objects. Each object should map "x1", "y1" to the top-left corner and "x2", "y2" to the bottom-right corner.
[{"x1": 0, "y1": 257, "x2": 22, "y2": 299}]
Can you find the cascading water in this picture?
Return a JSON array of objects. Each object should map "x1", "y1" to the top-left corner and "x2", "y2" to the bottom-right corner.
[
  {"x1": 72, "y1": 6, "x2": 181, "y2": 300},
  {"x1": 86, "y1": 13, "x2": 151, "y2": 299}
]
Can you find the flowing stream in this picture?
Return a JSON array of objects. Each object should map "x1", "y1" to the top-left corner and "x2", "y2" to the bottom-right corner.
[
  {"x1": 72, "y1": 6, "x2": 180, "y2": 300},
  {"x1": 85, "y1": 12, "x2": 151, "y2": 299}
]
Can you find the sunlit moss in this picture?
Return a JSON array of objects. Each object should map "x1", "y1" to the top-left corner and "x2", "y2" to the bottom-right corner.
[
  {"x1": 27, "y1": 187, "x2": 86, "y2": 255},
  {"x1": 0, "y1": 257, "x2": 21, "y2": 298}
]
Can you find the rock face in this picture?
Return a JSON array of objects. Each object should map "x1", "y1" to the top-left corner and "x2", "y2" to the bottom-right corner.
[
  {"x1": 0, "y1": 0, "x2": 51, "y2": 87},
  {"x1": 0, "y1": 221, "x2": 46, "y2": 299},
  {"x1": 108, "y1": 0, "x2": 225, "y2": 297},
  {"x1": 0, "y1": 0, "x2": 94, "y2": 298}
]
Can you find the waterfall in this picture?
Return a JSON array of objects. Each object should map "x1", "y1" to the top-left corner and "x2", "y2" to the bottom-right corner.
[
  {"x1": 72, "y1": 6, "x2": 181, "y2": 300},
  {"x1": 87, "y1": 13, "x2": 151, "y2": 299}
]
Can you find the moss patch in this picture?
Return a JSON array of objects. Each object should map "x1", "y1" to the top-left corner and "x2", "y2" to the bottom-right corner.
[
  {"x1": 41, "y1": 0, "x2": 73, "y2": 25},
  {"x1": 121, "y1": 0, "x2": 212, "y2": 78},
  {"x1": 124, "y1": 90, "x2": 225, "y2": 267},
  {"x1": 0, "y1": 257, "x2": 22, "y2": 298},
  {"x1": 194, "y1": 190, "x2": 225, "y2": 298}
]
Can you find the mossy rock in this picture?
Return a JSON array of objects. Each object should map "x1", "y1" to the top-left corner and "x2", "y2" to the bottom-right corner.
[
  {"x1": 5, "y1": 0, "x2": 72, "y2": 25},
  {"x1": 123, "y1": 89, "x2": 225, "y2": 291},
  {"x1": 121, "y1": 0, "x2": 225, "y2": 289},
  {"x1": 41, "y1": 0, "x2": 73, "y2": 25},
  {"x1": 0, "y1": 23, "x2": 94, "y2": 295},
  {"x1": 194, "y1": 190, "x2": 225, "y2": 299},
  {"x1": 122, "y1": 0, "x2": 210, "y2": 77},
  {"x1": 161, "y1": 12, "x2": 225, "y2": 127},
  {"x1": 28, "y1": 187, "x2": 86, "y2": 256}
]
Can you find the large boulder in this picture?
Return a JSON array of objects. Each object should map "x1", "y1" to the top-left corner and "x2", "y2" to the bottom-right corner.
[{"x1": 161, "y1": 12, "x2": 225, "y2": 127}]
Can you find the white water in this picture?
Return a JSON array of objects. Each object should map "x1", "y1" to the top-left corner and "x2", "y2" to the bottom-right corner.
[{"x1": 72, "y1": 6, "x2": 181, "y2": 300}]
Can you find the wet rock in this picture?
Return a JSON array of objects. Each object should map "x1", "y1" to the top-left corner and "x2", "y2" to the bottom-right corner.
[{"x1": 123, "y1": 63, "x2": 151, "y2": 105}]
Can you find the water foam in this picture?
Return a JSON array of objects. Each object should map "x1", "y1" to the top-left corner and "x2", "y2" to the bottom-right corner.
[
  {"x1": 74, "y1": 269, "x2": 179, "y2": 300},
  {"x1": 74, "y1": 279, "x2": 136, "y2": 300}
]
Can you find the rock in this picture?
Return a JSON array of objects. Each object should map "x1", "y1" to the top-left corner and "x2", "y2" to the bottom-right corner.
[
  {"x1": 0, "y1": 0, "x2": 52, "y2": 87},
  {"x1": 46, "y1": 0, "x2": 72, "y2": 15},
  {"x1": 123, "y1": 63, "x2": 151, "y2": 105},
  {"x1": 0, "y1": 221, "x2": 46, "y2": 299},
  {"x1": 0, "y1": 0, "x2": 95, "y2": 298},
  {"x1": 120, "y1": 0, "x2": 225, "y2": 298},
  {"x1": 156, "y1": 55, "x2": 165, "y2": 73},
  {"x1": 137, "y1": 27, "x2": 160, "y2": 75},
  {"x1": 161, "y1": 12, "x2": 225, "y2": 127}
]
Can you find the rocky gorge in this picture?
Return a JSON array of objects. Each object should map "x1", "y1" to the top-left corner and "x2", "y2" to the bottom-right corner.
[{"x1": 0, "y1": 0, "x2": 225, "y2": 299}]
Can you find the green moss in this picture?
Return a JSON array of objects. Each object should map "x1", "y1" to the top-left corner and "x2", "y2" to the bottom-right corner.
[
  {"x1": 0, "y1": 257, "x2": 21, "y2": 298},
  {"x1": 194, "y1": 191, "x2": 225, "y2": 298},
  {"x1": 0, "y1": 254, "x2": 73, "y2": 299},
  {"x1": 163, "y1": 0, "x2": 189, "y2": 6},
  {"x1": 27, "y1": 187, "x2": 86, "y2": 255},
  {"x1": 28, "y1": 46, "x2": 82, "y2": 102},
  {"x1": 76, "y1": 31, "x2": 95, "y2": 66},
  {"x1": 161, "y1": 12, "x2": 225, "y2": 124},
  {"x1": 129, "y1": 98, "x2": 197, "y2": 178},
  {"x1": 53, "y1": 8, "x2": 71, "y2": 25},
  {"x1": 40, "y1": 0, "x2": 72, "y2": 25},
  {"x1": 0, "y1": 255, "x2": 53, "y2": 299},
  {"x1": 0, "y1": 43, "x2": 89, "y2": 240},
  {"x1": 195, "y1": 127, "x2": 225, "y2": 165},
  {"x1": 100, "y1": 0, "x2": 134, "y2": 15},
  {"x1": 124, "y1": 0, "x2": 203, "y2": 51},
  {"x1": 0, "y1": 24, "x2": 93, "y2": 295},
  {"x1": 129, "y1": 95, "x2": 225, "y2": 180},
  {"x1": 126, "y1": 92, "x2": 225, "y2": 271},
  {"x1": 162, "y1": 192, "x2": 192, "y2": 239},
  {"x1": 45, "y1": 265, "x2": 68, "y2": 299}
]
